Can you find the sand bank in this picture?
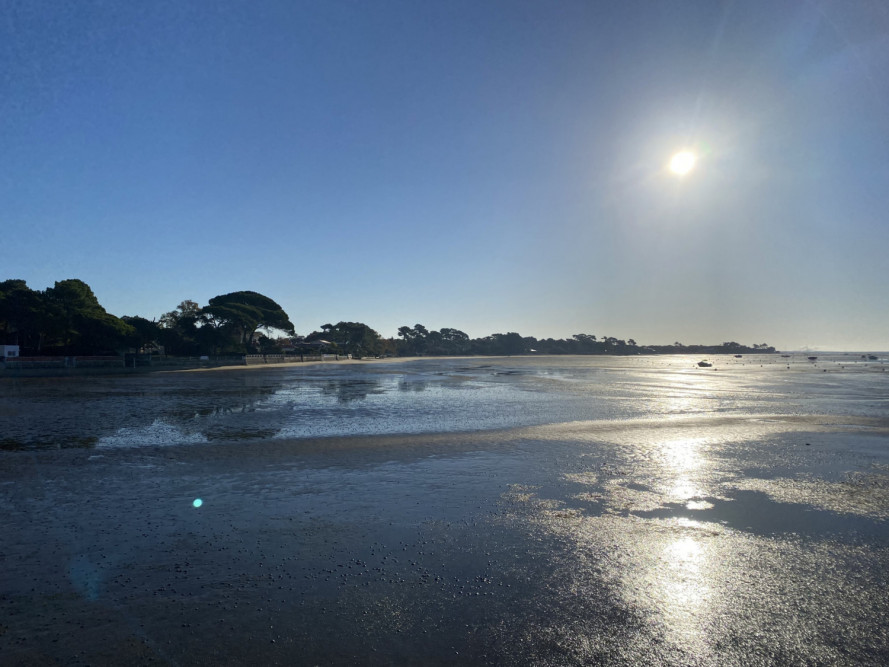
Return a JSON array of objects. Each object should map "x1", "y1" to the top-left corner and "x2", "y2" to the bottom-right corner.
[{"x1": 169, "y1": 355, "x2": 481, "y2": 373}]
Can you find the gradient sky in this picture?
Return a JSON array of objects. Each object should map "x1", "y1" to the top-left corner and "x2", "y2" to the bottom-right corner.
[{"x1": 3, "y1": 1, "x2": 889, "y2": 350}]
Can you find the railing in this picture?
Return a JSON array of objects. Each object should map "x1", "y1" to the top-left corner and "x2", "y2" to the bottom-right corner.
[
  {"x1": 2, "y1": 356, "x2": 124, "y2": 369},
  {"x1": 0, "y1": 353, "x2": 335, "y2": 372}
]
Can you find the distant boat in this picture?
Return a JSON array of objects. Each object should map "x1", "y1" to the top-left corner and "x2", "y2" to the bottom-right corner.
[
  {"x1": 868, "y1": 355, "x2": 878, "y2": 360},
  {"x1": 697, "y1": 361, "x2": 712, "y2": 367},
  {"x1": 734, "y1": 354, "x2": 742, "y2": 358},
  {"x1": 807, "y1": 356, "x2": 818, "y2": 361}
]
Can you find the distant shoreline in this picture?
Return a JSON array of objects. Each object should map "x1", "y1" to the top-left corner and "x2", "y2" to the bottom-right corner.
[
  {"x1": 3, "y1": 351, "x2": 886, "y2": 380},
  {"x1": 171, "y1": 355, "x2": 446, "y2": 373}
]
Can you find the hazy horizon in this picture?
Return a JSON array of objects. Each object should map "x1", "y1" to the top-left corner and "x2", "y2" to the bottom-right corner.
[{"x1": 3, "y1": 1, "x2": 888, "y2": 352}]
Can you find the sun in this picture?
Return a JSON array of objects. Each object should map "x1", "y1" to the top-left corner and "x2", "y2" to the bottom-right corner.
[{"x1": 669, "y1": 151, "x2": 696, "y2": 176}]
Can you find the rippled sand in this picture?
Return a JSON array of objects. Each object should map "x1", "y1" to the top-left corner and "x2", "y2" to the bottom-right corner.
[{"x1": 2, "y1": 356, "x2": 888, "y2": 665}]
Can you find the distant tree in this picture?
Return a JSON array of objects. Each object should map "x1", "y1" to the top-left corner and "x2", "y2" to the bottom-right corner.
[
  {"x1": 0, "y1": 279, "x2": 46, "y2": 351},
  {"x1": 490, "y1": 332, "x2": 525, "y2": 355},
  {"x1": 396, "y1": 323, "x2": 440, "y2": 355},
  {"x1": 157, "y1": 300, "x2": 201, "y2": 355},
  {"x1": 379, "y1": 337, "x2": 400, "y2": 356},
  {"x1": 397, "y1": 325, "x2": 420, "y2": 354},
  {"x1": 396, "y1": 325, "x2": 473, "y2": 356},
  {"x1": 159, "y1": 300, "x2": 201, "y2": 329},
  {"x1": 310, "y1": 322, "x2": 382, "y2": 358},
  {"x1": 257, "y1": 334, "x2": 286, "y2": 354},
  {"x1": 439, "y1": 327, "x2": 470, "y2": 355},
  {"x1": 535, "y1": 337, "x2": 560, "y2": 354},
  {"x1": 121, "y1": 316, "x2": 161, "y2": 351},
  {"x1": 202, "y1": 291, "x2": 294, "y2": 352},
  {"x1": 425, "y1": 329, "x2": 444, "y2": 355},
  {"x1": 411, "y1": 324, "x2": 429, "y2": 354},
  {"x1": 43, "y1": 279, "x2": 133, "y2": 354},
  {"x1": 601, "y1": 336, "x2": 622, "y2": 351},
  {"x1": 572, "y1": 333, "x2": 599, "y2": 353}
]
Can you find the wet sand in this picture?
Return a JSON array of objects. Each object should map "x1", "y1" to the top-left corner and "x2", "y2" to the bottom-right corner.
[
  {"x1": 3, "y1": 411, "x2": 889, "y2": 665},
  {"x1": 3, "y1": 355, "x2": 889, "y2": 664}
]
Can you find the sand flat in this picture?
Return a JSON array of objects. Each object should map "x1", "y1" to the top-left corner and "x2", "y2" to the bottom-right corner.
[{"x1": 2, "y1": 356, "x2": 888, "y2": 664}]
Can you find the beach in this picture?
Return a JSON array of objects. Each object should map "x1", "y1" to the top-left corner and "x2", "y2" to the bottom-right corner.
[{"x1": 2, "y1": 355, "x2": 888, "y2": 665}]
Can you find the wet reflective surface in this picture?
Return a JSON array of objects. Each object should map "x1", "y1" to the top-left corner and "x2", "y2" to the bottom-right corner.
[
  {"x1": 2, "y1": 354, "x2": 887, "y2": 450},
  {"x1": 1, "y1": 355, "x2": 888, "y2": 664}
]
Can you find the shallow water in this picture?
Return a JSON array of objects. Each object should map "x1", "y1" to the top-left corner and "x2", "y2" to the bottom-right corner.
[
  {"x1": 2, "y1": 355, "x2": 888, "y2": 665},
  {"x1": 2, "y1": 353, "x2": 887, "y2": 450}
]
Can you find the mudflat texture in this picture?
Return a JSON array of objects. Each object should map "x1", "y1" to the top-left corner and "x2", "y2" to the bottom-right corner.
[{"x1": 2, "y1": 355, "x2": 888, "y2": 665}]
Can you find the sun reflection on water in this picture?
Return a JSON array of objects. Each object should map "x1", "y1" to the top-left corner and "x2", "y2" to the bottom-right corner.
[
  {"x1": 665, "y1": 534, "x2": 703, "y2": 573},
  {"x1": 660, "y1": 533, "x2": 710, "y2": 640},
  {"x1": 658, "y1": 437, "x2": 711, "y2": 503},
  {"x1": 661, "y1": 437, "x2": 706, "y2": 472}
]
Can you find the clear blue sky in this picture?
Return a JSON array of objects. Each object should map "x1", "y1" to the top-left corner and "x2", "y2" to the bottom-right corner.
[{"x1": 3, "y1": 0, "x2": 888, "y2": 350}]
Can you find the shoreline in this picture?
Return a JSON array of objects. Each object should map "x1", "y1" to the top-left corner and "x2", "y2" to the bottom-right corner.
[
  {"x1": 169, "y1": 355, "x2": 476, "y2": 373},
  {"x1": 0, "y1": 355, "x2": 491, "y2": 379},
  {"x1": 2, "y1": 350, "x2": 884, "y2": 380}
]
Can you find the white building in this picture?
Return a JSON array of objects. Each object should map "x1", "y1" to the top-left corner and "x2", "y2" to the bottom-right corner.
[{"x1": 0, "y1": 345, "x2": 20, "y2": 359}]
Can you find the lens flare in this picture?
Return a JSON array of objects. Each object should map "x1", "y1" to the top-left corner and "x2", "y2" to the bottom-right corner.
[{"x1": 193, "y1": 498, "x2": 203, "y2": 508}]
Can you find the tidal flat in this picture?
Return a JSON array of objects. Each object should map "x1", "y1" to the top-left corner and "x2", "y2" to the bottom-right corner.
[{"x1": 2, "y1": 355, "x2": 888, "y2": 665}]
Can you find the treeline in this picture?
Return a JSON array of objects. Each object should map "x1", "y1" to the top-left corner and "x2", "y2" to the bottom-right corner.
[
  {"x1": 389, "y1": 324, "x2": 775, "y2": 357},
  {"x1": 0, "y1": 279, "x2": 135, "y2": 355},
  {"x1": 0, "y1": 279, "x2": 293, "y2": 356},
  {"x1": 0, "y1": 278, "x2": 777, "y2": 358}
]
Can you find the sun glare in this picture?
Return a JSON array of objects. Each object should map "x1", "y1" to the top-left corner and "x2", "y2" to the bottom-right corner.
[{"x1": 669, "y1": 151, "x2": 696, "y2": 176}]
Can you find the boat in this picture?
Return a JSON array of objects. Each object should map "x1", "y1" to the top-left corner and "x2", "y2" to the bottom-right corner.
[
  {"x1": 807, "y1": 356, "x2": 818, "y2": 361},
  {"x1": 697, "y1": 361, "x2": 712, "y2": 368}
]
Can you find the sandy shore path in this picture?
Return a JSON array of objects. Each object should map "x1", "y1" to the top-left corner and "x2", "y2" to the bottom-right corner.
[{"x1": 2, "y1": 411, "x2": 888, "y2": 665}]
